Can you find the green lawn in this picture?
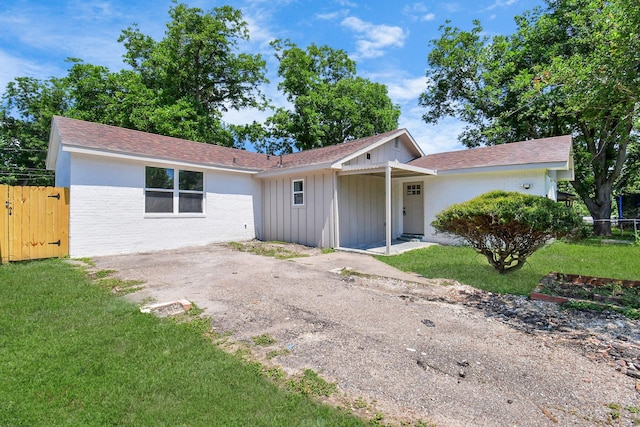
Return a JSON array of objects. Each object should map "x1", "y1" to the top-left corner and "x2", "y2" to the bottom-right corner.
[
  {"x1": 0, "y1": 259, "x2": 363, "y2": 426},
  {"x1": 378, "y1": 240, "x2": 639, "y2": 295}
]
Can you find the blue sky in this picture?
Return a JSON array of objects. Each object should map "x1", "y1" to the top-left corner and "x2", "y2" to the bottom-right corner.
[{"x1": 0, "y1": 0, "x2": 543, "y2": 154}]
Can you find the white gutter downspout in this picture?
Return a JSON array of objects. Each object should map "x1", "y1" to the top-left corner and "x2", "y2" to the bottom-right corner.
[
  {"x1": 385, "y1": 163, "x2": 392, "y2": 255},
  {"x1": 333, "y1": 170, "x2": 340, "y2": 248}
]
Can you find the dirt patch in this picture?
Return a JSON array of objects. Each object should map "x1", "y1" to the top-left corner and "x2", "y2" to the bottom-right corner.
[
  {"x1": 91, "y1": 242, "x2": 640, "y2": 426},
  {"x1": 227, "y1": 240, "x2": 323, "y2": 259}
]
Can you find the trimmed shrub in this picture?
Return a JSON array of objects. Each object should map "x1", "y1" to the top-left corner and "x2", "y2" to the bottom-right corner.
[{"x1": 432, "y1": 190, "x2": 584, "y2": 273}]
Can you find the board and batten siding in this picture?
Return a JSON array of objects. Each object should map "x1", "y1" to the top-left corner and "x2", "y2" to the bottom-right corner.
[
  {"x1": 261, "y1": 171, "x2": 335, "y2": 247},
  {"x1": 345, "y1": 138, "x2": 416, "y2": 167},
  {"x1": 65, "y1": 153, "x2": 261, "y2": 257},
  {"x1": 422, "y1": 169, "x2": 550, "y2": 244},
  {"x1": 338, "y1": 175, "x2": 385, "y2": 248}
]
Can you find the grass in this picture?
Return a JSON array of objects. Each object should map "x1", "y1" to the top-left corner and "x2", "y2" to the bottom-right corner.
[
  {"x1": 378, "y1": 240, "x2": 640, "y2": 296},
  {"x1": 228, "y1": 241, "x2": 310, "y2": 259},
  {"x1": 252, "y1": 333, "x2": 277, "y2": 346},
  {"x1": 0, "y1": 259, "x2": 364, "y2": 426}
]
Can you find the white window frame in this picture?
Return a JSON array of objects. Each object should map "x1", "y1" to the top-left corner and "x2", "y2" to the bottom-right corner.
[
  {"x1": 292, "y1": 178, "x2": 305, "y2": 207},
  {"x1": 144, "y1": 167, "x2": 205, "y2": 216}
]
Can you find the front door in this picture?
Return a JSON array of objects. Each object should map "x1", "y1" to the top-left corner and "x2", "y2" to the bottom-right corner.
[{"x1": 403, "y1": 182, "x2": 424, "y2": 235}]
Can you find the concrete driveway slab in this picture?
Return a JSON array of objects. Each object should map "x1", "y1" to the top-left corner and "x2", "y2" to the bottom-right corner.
[{"x1": 92, "y1": 243, "x2": 639, "y2": 426}]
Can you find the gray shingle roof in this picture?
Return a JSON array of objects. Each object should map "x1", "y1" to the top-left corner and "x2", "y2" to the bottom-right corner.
[
  {"x1": 51, "y1": 116, "x2": 404, "y2": 172},
  {"x1": 51, "y1": 116, "x2": 572, "y2": 174},
  {"x1": 409, "y1": 135, "x2": 572, "y2": 171},
  {"x1": 52, "y1": 116, "x2": 277, "y2": 171}
]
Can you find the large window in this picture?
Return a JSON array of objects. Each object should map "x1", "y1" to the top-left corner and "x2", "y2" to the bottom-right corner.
[
  {"x1": 145, "y1": 167, "x2": 204, "y2": 214},
  {"x1": 292, "y1": 179, "x2": 304, "y2": 206}
]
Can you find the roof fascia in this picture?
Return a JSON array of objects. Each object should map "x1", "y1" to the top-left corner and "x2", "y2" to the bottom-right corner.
[
  {"x1": 434, "y1": 161, "x2": 569, "y2": 176},
  {"x1": 63, "y1": 145, "x2": 261, "y2": 175},
  {"x1": 254, "y1": 162, "x2": 335, "y2": 178},
  {"x1": 45, "y1": 121, "x2": 61, "y2": 170},
  {"x1": 403, "y1": 130, "x2": 425, "y2": 157},
  {"x1": 339, "y1": 161, "x2": 436, "y2": 176}
]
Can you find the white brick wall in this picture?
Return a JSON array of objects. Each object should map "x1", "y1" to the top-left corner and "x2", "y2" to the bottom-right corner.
[
  {"x1": 68, "y1": 153, "x2": 261, "y2": 257},
  {"x1": 422, "y1": 169, "x2": 550, "y2": 244}
]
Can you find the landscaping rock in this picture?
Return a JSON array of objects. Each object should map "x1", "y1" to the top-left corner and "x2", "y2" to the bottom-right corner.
[{"x1": 459, "y1": 289, "x2": 640, "y2": 369}]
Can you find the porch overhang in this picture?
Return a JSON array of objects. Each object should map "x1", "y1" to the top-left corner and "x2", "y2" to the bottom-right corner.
[
  {"x1": 338, "y1": 160, "x2": 437, "y2": 178},
  {"x1": 337, "y1": 161, "x2": 436, "y2": 255}
]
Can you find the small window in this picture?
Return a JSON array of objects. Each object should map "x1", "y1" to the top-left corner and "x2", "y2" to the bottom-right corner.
[
  {"x1": 145, "y1": 167, "x2": 174, "y2": 213},
  {"x1": 393, "y1": 138, "x2": 400, "y2": 150},
  {"x1": 406, "y1": 184, "x2": 421, "y2": 196},
  {"x1": 145, "y1": 167, "x2": 204, "y2": 214},
  {"x1": 178, "y1": 169, "x2": 204, "y2": 213},
  {"x1": 292, "y1": 179, "x2": 304, "y2": 206}
]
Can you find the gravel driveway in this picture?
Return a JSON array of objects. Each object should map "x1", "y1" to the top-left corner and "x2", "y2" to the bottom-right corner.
[{"x1": 92, "y1": 242, "x2": 639, "y2": 426}]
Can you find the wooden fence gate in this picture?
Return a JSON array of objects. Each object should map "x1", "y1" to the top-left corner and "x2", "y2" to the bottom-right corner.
[{"x1": 0, "y1": 185, "x2": 69, "y2": 263}]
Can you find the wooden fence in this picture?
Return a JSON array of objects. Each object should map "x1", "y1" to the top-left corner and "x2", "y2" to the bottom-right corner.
[{"x1": 0, "y1": 185, "x2": 69, "y2": 263}]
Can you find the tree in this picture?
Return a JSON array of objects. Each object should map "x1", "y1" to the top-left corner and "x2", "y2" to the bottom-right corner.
[
  {"x1": 1, "y1": 2, "x2": 268, "y2": 184},
  {"x1": 432, "y1": 191, "x2": 584, "y2": 273},
  {"x1": 118, "y1": 1, "x2": 268, "y2": 144},
  {"x1": 0, "y1": 77, "x2": 68, "y2": 185},
  {"x1": 420, "y1": 0, "x2": 640, "y2": 235},
  {"x1": 260, "y1": 40, "x2": 400, "y2": 154}
]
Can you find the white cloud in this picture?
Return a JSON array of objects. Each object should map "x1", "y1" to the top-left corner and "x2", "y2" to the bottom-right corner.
[
  {"x1": 421, "y1": 13, "x2": 436, "y2": 22},
  {"x1": 386, "y1": 76, "x2": 428, "y2": 103},
  {"x1": 484, "y1": 0, "x2": 519, "y2": 11},
  {"x1": 402, "y1": 3, "x2": 436, "y2": 22},
  {"x1": 67, "y1": 0, "x2": 122, "y2": 21},
  {"x1": 404, "y1": 2, "x2": 429, "y2": 13},
  {"x1": 242, "y1": 13, "x2": 278, "y2": 53},
  {"x1": 335, "y1": 0, "x2": 358, "y2": 7},
  {"x1": 316, "y1": 10, "x2": 348, "y2": 21},
  {"x1": 440, "y1": 3, "x2": 460, "y2": 13},
  {"x1": 0, "y1": 51, "x2": 45, "y2": 92},
  {"x1": 340, "y1": 16, "x2": 406, "y2": 59},
  {"x1": 400, "y1": 107, "x2": 466, "y2": 155}
]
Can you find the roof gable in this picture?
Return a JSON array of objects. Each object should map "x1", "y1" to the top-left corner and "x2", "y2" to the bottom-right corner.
[
  {"x1": 258, "y1": 129, "x2": 421, "y2": 174},
  {"x1": 409, "y1": 135, "x2": 572, "y2": 172}
]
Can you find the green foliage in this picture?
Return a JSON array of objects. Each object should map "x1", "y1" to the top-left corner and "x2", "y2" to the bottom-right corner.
[
  {"x1": 259, "y1": 39, "x2": 400, "y2": 154},
  {"x1": 421, "y1": 0, "x2": 640, "y2": 235},
  {"x1": 0, "y1": 2, "x2": 268, "y2": 184},
  {"x1": 227, "y1": 240, "x2": 310, "y2": 259},
  {"x1": 266, "y1": 348, "x2": 291, "y2": 359},
  {"x1": 0, "y1": 77, "x2": 67, "y2": 185},
  {"x1": 0, "y1": 259, "x2": 363, "y2": 426},
  {"x1": 432, "y1": 191, "x2": 584, "y2": 273},
  {"x1": 118, "y1": 2, "x2": 268, "y2": 144},
  {"x1": 285, "y1": 369, "x2": 337, "y2": 397},
  {"x1": 251, "y1": 333, "x2": 277, "y2": 346}
]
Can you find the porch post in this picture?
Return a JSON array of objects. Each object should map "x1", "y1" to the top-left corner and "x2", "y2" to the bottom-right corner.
[
  {"x1": 333, "y1": 171, "x2": 340, "y2": 248},
  {"x1": 385, "y1": 163, "x2": 392, "y2": 255}
]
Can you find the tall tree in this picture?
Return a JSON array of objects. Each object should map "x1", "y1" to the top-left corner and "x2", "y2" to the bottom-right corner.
[
  {"x1": 1, "y1": 1, "x2": 267, "y2": 181},
  {"x1": 420, "y1": 0, "x2": 640, "y2": 235},
  {"x1": 119, "y1": 1, "x2": 268, "y2": 144},
  {"x1": 260, "y1": 40, "x2": 400, "y2": 154}
]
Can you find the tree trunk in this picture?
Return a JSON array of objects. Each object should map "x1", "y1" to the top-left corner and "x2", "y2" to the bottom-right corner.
[
  {"x1": 571, "y1": 170, "x2": 614, "y2": 237},
  {"x1": 588, "y1": 197, "x2": 613, "y2": 236},
  {"x1": 589, "y1": 202, "x2": 611, "y2": 236}
]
